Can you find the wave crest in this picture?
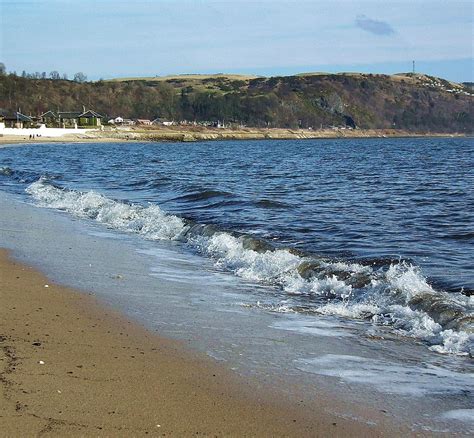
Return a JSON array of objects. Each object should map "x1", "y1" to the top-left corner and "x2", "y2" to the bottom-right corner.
[{"x1": 26, "y1": 179, "x2": 473, "y2": 356}]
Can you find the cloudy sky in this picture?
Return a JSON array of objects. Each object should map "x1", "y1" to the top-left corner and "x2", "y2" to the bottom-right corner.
[{"x1": 1, "y1": 0, "x2": 472, "y2": 82}]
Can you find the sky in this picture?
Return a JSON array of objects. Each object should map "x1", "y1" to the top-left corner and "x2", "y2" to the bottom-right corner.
[{"x1": 1, "y1": 0, "x2": 473, "y2": 82}]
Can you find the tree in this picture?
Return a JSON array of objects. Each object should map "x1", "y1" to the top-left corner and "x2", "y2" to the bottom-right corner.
[
  {"x1": 73, "y1": 72, "x2": 87, "y2": 83},
  {"x1": 50, "y1": 71, "x2": 60, "y2": 80},
  {"x1": 0, "y1": 63, "x2": 6, "y2": 75},
  {"x1": 180, "y1": 89, "x2": 193, "y2": 120}
]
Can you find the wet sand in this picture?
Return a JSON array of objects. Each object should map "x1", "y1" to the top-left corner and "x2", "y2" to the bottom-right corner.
[{"x1": 0, "y1": 248, "x2": 388, "y2": 437}]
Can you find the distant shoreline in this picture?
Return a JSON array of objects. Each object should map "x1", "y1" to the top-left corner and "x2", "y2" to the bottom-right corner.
[{"x1": 0, "y1": 127, "x2": 470, "y2": 147}]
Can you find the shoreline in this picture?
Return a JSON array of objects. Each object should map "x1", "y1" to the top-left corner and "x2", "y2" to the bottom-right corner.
[
  {"x1": 0, "y1": 248, "x2": 389, "y2": 436},
  {"x1": 0, "y1": 126, "x2": 470, "y2": 147}
]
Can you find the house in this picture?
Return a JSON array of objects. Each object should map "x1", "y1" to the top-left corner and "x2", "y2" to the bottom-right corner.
[
  {"x1": 107, "y1": 117, "x2": 126, "y2": 125},
  {"x1": 39, "y1": 108, "x2": 103, "y2": 128},
  {"x1": 136, "y1": 119, "x2": 152, "y2": 125},
  {"x1": 41, "y1": 110, "x2": 59, "y2": 127},
  {"x1": 1, "y1": 111, "x2": 34, "y2": 128},
  {"x1": 152, "y1": 118, "x2": 174, "y2": 126},
  {"x1": 41, "y1": 110, "x2": 57, "y2": 121},
  {"x1": 58, "y1": 111, "x2": 82, "y2": 128},
  {"x1": 78, "y1": 110, "x2": 103, "y2": 127}
]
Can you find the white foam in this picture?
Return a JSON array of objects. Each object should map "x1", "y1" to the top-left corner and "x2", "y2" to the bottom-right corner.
[
  {"x1": 441, "y1": 409, "x2": 474, "y2": 423},
  {"x1": 198, "y1": 231, "x2": 301, "y2": 283},
  {"x1": 429, "y1": 330, "x2": 472, "y2": 356},
  {"x1": 26, "y1": 180, "x2": 186, "y2": 241},
  {"x1": 272, "y1": 318, "x2": 354, "y2": 337},
  {"x1": 384, "y1": 262, "x2": 436, "y2": 301},
  {"x1": 296, "y1": 354, "x2": 474, "y2": 396},
  {"x1": 25, "y1": 179, "x2": 474, "y2": 356}
]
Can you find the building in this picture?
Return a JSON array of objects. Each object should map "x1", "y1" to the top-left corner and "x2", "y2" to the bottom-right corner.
[
  {"x1": 78, "y1": 110, "x2": 103, "y2": 127},
  {"x1": 136, "y1": 119, "x2": 152, "y2": 125},
  {"x1": 152, "y1": 118, "x2": 174, "y2": 126},
  {"x1": 40, "y1": 110, "x2": 59, "y2": 127},
  {"x1": 58, "y1": 111, "x2": 82, "y2": 128},
  {"x1": 39, "y1": 109, "x2": 103, "y2": 128},
  {"x1": 1, "y1": 111, "x2": 34, "y2": 128}
]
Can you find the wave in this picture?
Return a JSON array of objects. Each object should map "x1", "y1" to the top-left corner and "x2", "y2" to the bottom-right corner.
[
  {"x1": 440, "y1": 231, "x2": 474, "y2": 242},
  {"x1": 168, "y1": 190, "x2": 234, "y2": 203},
  {"x1": 0, "y1": 166, "x2": 59, "y2": 185},
  {"x1": 255, "y1": 199, "x2": 292, "y2": 209},
  {"x1": 26, "y1": 178, "x2": 473, "y2": 356},
  {"x1": 26, "y1": 179, "x2": 185, "y2": 240}
]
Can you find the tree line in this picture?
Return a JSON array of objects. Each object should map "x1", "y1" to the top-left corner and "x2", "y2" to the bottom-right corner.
[
  {"x1": 19, "y1": 71, "x2": 87, "y2": 82},
  {"x1": 0, "y1": 63, "x2": 87, "y2": 83}
]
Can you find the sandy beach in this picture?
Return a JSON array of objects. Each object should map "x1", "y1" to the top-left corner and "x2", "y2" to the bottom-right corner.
[
  {"x1": 0, "y1": 133, "x2": 123, "y2": 147},
  {"x1": 0, "y1": 126, "x2": 467, "y2": 148},
  {"x1": 0, "y1": 248, "x2": 390, "y2": 437}
]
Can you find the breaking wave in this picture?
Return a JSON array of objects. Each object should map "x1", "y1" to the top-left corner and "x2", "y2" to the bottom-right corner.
[{"x1": 26, "y1": 178, "x2": 473, "y2": 356}]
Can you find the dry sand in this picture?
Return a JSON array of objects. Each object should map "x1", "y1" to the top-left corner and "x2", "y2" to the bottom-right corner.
[
  {"x1": 0, "y1": 134, "x2": 122, "y2": 147},
  {"x1": 0, "y1": 249, "x2": 390, "y2": 437},
  {"x1": 0, "y1": 127, "x2": 466, "y2": 148}
]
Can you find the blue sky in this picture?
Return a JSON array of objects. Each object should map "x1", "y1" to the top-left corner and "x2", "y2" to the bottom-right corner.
[{"x1": 1, "y1": 0, "x2": 472, "y2": 82}]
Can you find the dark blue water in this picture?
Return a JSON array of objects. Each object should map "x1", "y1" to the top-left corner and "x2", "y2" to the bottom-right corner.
[
  {"x1": 1, "y1": 138, "x2": 473, "y2": 355},
  {"x1": 1, "y1": 138, "x2": 472, "y2": 291}
]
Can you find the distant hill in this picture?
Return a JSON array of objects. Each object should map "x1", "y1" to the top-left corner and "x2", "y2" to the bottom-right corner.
[{"x1": 0, "y1": 72, "x2": 472, "y2": 132}]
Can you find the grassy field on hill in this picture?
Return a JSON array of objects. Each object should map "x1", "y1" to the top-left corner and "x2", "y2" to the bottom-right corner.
[{"x1": 107, "y1": 73, "x2": 260, "y2": 82}]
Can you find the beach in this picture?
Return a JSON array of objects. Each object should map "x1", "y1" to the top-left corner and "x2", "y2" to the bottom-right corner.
[
  {"x1": 0, "y1": 248, "x2": 386, "y2": 437},
  {"x1": 0, "y1": 126, "x2": 467, "y2": 148}
]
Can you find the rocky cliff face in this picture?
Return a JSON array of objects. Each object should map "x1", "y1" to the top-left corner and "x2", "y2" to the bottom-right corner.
[{"x1": 244, "y1": 73, "x2": 473, "y2": 132}]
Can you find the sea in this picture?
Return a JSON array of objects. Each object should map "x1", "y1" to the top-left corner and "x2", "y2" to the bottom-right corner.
[{"x1": 1, "y1": 137, "x2": 473, "y2": 433}]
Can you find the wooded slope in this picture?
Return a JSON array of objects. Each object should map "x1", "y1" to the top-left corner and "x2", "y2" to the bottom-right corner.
[{"x1": 1, "y1": 72, "x2": 472, "y2": 132}]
